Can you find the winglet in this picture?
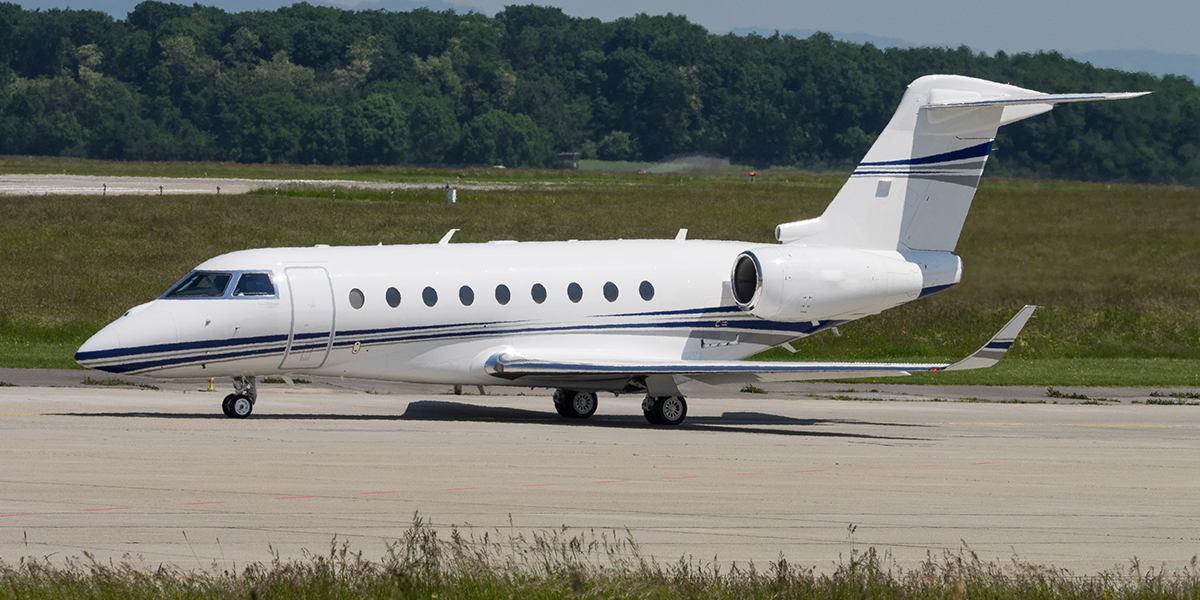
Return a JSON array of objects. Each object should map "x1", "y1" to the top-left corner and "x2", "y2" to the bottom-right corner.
[
  {"x1": 438, "y1": 229, "x2": 460, "y2": 245},
  {"x1": 939, "y1": 305, "x2": 1037, "y2": 371}
]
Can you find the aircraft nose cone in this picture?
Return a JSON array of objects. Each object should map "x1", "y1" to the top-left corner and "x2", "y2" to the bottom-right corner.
[
  {"x1": 75, "y1": 305, "x2": 179, "y2": 373},
  {"x1": 75, "y1": 325, "x2": 122, "y2": 371}
]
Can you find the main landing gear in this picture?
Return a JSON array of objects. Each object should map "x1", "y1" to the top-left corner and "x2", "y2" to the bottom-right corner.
[
  {"x1": 642, "y1": 395, "x2": 687, "y2": 426},
  {"x1": 221, "y1": 375, "x2": 257, "y2": 418},
  {"x1": 553, "y1": 388, "x2": 598, "y2": 419},
  {"x1": 551, "y1": 388, "x2": 688, "y2": 426}
]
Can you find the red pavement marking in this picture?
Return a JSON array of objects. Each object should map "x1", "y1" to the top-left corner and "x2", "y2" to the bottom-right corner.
[
  {"x1": 359, "y1": 491, "x2": 398, "y2": 495},
  {"x1": 441, "y1": 487, "x2": 479, "y2": 491},
  {"x1": 273, "y1": 496, "x2": 315, "y2": 500},
  {"x1": 795, "y1": 469, "x2": 825, "y2": 473},
  {"x1": 662, "y1": 476, "x2": 698, "y2": 480},
  {"x1": 521, "y1": 484, "x2": 556, "y2": 487},
  {"x1": 971, "y1": 461, "x2": 998, "y2": 465},
  {"x1": 180, "y1": 501, "x2": 225, "y2": 506},
  {"x1": 82, "y1": 507, "x2": 129, "y2": 512},
  {"x1": 1, "y1": 513, "x2": 31, "y2": 517}
]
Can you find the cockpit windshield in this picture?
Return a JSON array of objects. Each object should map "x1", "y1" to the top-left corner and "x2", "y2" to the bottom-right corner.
[
  {"x1": 164, "y1": 272, "x2": 231, "y2": 298},
  {"x1": 233, "y1": 273, "x2": 276, "y2": 296}
]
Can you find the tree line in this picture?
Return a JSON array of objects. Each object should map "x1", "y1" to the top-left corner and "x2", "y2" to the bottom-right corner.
[{"x1": 0, "y1": 1, "x2": 1197, "y2": 181}]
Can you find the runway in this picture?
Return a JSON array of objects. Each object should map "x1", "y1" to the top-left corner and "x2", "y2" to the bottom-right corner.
[{"x1": 1, "y1": 375, "x2": 1198, "y2": 573}]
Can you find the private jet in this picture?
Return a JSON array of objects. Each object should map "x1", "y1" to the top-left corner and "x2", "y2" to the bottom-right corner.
[{"x1": 75, "y1": 75, "x2": 1146, "y2": 424}]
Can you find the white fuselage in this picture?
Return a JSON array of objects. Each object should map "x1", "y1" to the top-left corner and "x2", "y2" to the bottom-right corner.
[{"x1": 75, "y1": 238, "x2": 959, "y2": 389}]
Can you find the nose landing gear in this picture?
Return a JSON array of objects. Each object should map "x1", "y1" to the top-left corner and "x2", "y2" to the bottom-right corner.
[{"x1": 221, "y1": 375, "x2": 257, "y2": 418}]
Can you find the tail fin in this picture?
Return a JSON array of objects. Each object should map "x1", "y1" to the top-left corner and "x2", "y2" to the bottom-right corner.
[{"x1": 775, "y1": 75, "x2": 1148, "y2": 251}]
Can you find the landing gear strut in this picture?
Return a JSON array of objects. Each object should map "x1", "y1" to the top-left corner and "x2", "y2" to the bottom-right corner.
[
  {"x1": 553, "y1": 388, "x2": 598, "y2": 419},
  {"x1": 643, "y1": 395, "x2": 687, "y2": 426},
  {"x1": 221, "y1": 375, "x2": 257, "y2": 418}
]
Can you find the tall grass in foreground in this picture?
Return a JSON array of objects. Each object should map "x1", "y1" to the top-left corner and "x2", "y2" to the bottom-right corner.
[{"x1": 3, "y1": 517, "x2": 1199, "y2": 599}]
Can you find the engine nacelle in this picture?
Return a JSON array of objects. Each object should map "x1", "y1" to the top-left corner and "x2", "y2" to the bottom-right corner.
[{"x1": 730, "y1": 246, "x2": 960, "y2": 322}]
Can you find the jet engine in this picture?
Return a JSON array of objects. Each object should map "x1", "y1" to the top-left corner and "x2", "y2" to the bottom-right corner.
[{"x1": 730, "y1": 246, "x2": 958, "y2": 322}]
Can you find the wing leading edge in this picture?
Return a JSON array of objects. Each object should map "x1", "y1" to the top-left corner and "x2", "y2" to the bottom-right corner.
[{"x1": 485, "y1": 305, "x2": 1037, "y2": 384}]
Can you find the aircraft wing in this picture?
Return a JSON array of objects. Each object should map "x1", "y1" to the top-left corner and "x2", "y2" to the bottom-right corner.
[{"x1": 485, "y1": 305, "x2": 1037, "y2": 384}]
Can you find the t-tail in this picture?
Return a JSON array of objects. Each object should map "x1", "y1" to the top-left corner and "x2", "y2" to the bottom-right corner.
[{"x1": 775, "y1": 75, "x2": 1149, "y2": 252}]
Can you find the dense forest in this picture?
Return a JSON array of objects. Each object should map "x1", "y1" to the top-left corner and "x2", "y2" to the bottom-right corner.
[{"x1": 0, "y1": 1, "x2": 1198, "y2": 181}]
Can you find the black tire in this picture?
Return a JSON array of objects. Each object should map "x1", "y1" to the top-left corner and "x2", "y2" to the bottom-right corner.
[
  {"x1": 561, "y1": 390, "x2": 598, "y2": 419},
  {"x1": 221, "y1": 394, "x2": 237, "y2": 418},
  {"x1": 229, "y1": 395, "x2": 253, "y2": 418},
  {"x1": 644, "y1": 409, "x2": 662, "y2": 425},
  {"x1": 651, "y1": 396, "x2": 687, "y2": 426},
  {"x1": 554, "y1": 401, "x2": 570, "y2": 417}
]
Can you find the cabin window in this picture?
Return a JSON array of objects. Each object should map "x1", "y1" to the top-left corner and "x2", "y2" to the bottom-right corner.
[
  {"x1": 349, "y1": 288, "x2": 365, "y2": 309},
  {"x1": 567, "y1": 282, "x2": 583, "y2": 303},
  {"x1": 495, "y1": 284, "x2": 511, "y2": 305},
  {"x1": 603, "y1": 282, "x2": 618, "y2": 302},
  {"x1": 460, "y1": 285, "x2": 475, "y2": 306},
  {"x1": 639, "y1": 280, "x2": 655, "y2": 301},
  {"x1": 386, "y1": 287, "x2": 401, "y2": 308},
  {"x1": 531, "y1": 283, "x2": 547, "y2": 304},
  {"x1": 233, "y1": 272, "x2": 275, "y2": 297},
  {"x1": 423, "y1": 287, "x2": 438, "y2": 307},
  {"x1": 164, "y1": 272, "x2": 231, "y2": 298}
]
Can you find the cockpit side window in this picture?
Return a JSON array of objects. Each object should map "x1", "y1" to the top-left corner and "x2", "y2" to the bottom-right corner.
[
  {"x1": 164, "y1": 272, "x2": 231, "y2": 298},
  {"x1": 233, "y1": 273, "x2": 276, "y2": 296}
]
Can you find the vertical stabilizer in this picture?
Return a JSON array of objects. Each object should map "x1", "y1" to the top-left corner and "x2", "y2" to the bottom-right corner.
[{"x1": 775, "y1": 75, "x2": 1147, "y2": 251}]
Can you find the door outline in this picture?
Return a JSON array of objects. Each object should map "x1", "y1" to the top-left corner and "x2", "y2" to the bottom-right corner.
[{"x1": 280, "y1": 267, "x2": 336, "y2": 370}]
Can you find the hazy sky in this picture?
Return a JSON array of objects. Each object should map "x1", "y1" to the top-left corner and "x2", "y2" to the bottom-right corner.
[{"x1": 339, "y1": 0, "x2": 1199, "y2": 57}]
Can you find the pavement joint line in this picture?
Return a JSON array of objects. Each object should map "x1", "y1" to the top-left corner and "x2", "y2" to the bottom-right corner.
[
  {"x1": 273, "y1": 496, "x2": 315, "y2": 500},
  {"x1": 359, "y1": 491, "x2": 398, "y2": 495},
  {"x1": 662, "y1": 476, "x2": 698, "y2": 479},
  {"x1": 81, "y1": 507, "x2": 129, "y2": 512}
]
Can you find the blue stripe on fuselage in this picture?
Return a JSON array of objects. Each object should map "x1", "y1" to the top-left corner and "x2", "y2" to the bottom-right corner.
[{"x1": 78, "y1": 309, "x2": 846, "y2": 374}]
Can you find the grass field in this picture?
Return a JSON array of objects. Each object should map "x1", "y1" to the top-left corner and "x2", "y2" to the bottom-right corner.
[
  {"x1": 1, "y1": 157, "x2": 1197, "y2": 385},
  {"x1": 2, "y1": 519, "x2": 1197, "y2": 599}
]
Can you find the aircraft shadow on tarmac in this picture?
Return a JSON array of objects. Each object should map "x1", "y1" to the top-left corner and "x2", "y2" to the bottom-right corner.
[{"x1": 56, "y1": 400, "x2": 928, "y2": 440}]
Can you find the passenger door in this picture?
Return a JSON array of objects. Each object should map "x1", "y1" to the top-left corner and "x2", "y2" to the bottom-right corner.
[{"x1": 280, "y1": 267, "x2": 335, "y2": 369}]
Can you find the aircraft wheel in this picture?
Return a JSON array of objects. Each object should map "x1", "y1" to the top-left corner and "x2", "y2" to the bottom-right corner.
[
  {"x1": 650, "y1": 396, "x2": 687, "y2": 426},
  {"x1": 643, "y1": 409, "x2": 662, "y2": 425},
  {"x1": 221, "y1": 394, "x2": 238, "y2": 418},
  {"x1": 561, "y1": 390, "x2": 598, "y2": 419},
  {"x1": 229, "y1": 395, "x2": 254, "y2": 419}
]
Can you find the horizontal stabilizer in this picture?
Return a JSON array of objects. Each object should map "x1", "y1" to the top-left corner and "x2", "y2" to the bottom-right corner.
[
  {"x1": 925, "y1": 92, "x2": 1150, "y2": 109},
  {"x1": 484, "y1": 305, "x2": 1037, "y2": 384}
]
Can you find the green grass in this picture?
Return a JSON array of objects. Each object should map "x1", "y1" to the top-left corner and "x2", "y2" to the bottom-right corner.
[
  {"x1": 1, "y1": 517, "x2": 1197, "y2": 599},
  {"x1": 1, "y1": 159, "x2": 1198, "y2": 383}
]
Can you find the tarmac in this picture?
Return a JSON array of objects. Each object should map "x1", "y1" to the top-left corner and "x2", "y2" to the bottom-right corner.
[
  {"x1": 0, "y1": 174, "x2": 538, "y2": 195},
  {"x1": 1, "y1": 369, "x2": 1198, "y2": 574}
]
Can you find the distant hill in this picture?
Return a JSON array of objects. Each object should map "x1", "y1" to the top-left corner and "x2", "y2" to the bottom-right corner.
[
  {"x1": 729, "y1": 27, "x2": 1200, "y2": 83},
  {"x1": 1069, "y1": 49, "x2": 1199, "y2": 83}
]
